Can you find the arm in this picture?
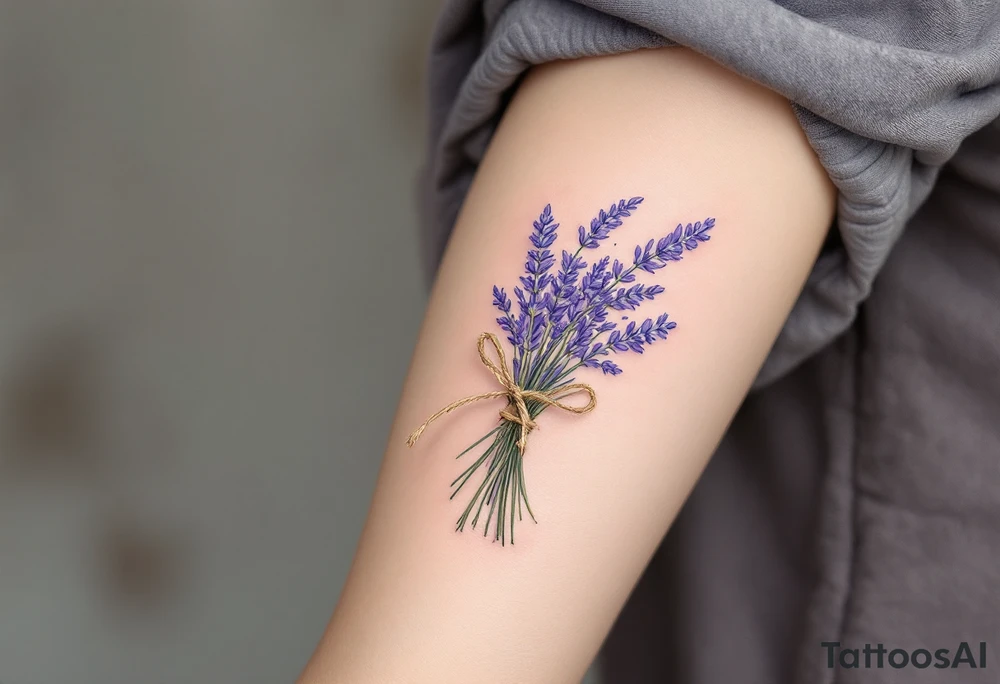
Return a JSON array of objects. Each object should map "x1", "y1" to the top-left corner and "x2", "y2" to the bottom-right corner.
[{"x1": 300, "y1": 46, "x2": 835, "y2": 684}]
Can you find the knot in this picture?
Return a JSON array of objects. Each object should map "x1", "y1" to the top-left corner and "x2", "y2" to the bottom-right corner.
[
  {"x1": 406, "y1": 332, "x2": 597, "y2": 453},
  {"x1": 499, "y1": 399, "x2": 537, "y2": 440}
]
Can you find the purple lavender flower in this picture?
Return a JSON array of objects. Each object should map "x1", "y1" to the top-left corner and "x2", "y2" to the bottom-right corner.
[
  {"x1": 600, "y1": 360, "x2": 622, "y2": 376},
  {"x1": 492, "y1": 286, "x2": 517, "y2": 338},
  {"x1": 608, "y1": 283, "x2": 665, "y2": 311},
  {"x1": 611, "y1": 258, "x2": 637, "y2": 283},
  {"x1": 578, "y1": 197, "x2": 644, "y2": 249},
  {"x1": 555, "y1": 249, "x2": 586, "y2": 292},
  {"x1": 580, "y1": 256, "x2": 613, "y2": 302},
  {"x1": 606, "y1": 313, "x2": 676, "y2": 355},
  {"x1": 634, "y1": 217, "x2": 714, "y2": 272},
  {"x1": 516, "y1": 205, "x2": 560, "y2": 353},
  {"x1": 492, "y1": 285, "x2": 512, "y2": 313}
]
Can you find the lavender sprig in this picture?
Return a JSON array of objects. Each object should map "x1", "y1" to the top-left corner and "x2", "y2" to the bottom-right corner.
[
  {"x1": 516, "y1": 205, "x2": 559, "y2": 382},
  {"x1": 634, "y1": 218, "x2": 714, "y2": 271},
  {"x1": 578, "y1": 196, "x2": 644, "y2": 248},
  {"x1": 493, "y1": 285, "x2": 527, "y2": 378},
  {"x1": 608, "y1": 283, "x2": 665, "y2": 311}
]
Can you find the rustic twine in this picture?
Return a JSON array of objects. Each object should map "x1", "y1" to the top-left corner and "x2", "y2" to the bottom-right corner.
[{"x1": 406, "y1": 332, "x2": 597, "y2": 452}]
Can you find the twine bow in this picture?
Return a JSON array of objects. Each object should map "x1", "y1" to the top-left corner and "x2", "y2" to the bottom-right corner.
[{"x1": 406, "y1": 332, "x2": 597, "y2": 452}]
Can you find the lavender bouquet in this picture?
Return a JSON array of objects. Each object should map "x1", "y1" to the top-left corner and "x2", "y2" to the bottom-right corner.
[{"x1": 408, "y1": 196, "x2": 715, "y2": 545}]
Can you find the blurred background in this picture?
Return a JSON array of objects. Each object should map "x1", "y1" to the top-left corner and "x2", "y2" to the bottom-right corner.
[{"x1": 0, "y1": 2, "x2": 446, "y2": 682}]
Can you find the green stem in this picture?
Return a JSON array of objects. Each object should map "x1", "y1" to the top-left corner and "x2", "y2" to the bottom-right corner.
[
  {"x1": 510, "y1": 458, "x2": 519, "y2": 543},
  {"x1": 455, "y1": 425, "x2": 501, "y2": 460},
  {"x1": 457, "y1": 426, "x2": 513, "y2": 531},
  {"x1": 450, "y1": 434, "x2": 500, "y2": 493},
  {"x1": 518, "y1": 450, "x2": 535, "y2": 523},
  {"x1": 493, "y1": 449, "x2": 514, "y2": 543}
]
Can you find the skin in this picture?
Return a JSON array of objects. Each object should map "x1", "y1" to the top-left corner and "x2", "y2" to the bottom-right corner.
[{"x1": 299, "y1": 46, "x2": 836, "y2": 684}]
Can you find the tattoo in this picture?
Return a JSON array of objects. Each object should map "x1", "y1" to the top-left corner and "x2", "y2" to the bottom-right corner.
[{"x1": 408, "y1": 197, "x2": 715, "y2": 545}]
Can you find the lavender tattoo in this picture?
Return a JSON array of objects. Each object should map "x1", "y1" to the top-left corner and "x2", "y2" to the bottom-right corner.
[{"x1": 407, "y1": 196, "x2": 715, "y2": 545}]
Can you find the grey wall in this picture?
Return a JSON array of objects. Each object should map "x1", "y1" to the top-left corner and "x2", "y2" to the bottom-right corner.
[{"x1": 0, "y1": 2, "x2": 438, "y2": 682}]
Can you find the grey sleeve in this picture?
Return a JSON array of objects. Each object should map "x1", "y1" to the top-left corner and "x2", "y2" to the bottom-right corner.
[{"x1": 419, "y1": 0, "x2": 1000, "y2": 387}]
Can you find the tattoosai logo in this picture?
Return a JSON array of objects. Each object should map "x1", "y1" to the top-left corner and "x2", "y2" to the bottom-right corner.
[{"x1": 822, "y1": 641, "x2": 988, "y2": 670}]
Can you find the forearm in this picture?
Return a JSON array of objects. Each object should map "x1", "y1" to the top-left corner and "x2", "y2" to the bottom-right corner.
[{"x1": 301, "y1": 47, "x2": 835, "y2": 684}]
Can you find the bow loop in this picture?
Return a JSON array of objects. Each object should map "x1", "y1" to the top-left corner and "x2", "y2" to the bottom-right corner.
[{"x1": 407, "y1": 332, "x2": 597, "y2": 452}]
